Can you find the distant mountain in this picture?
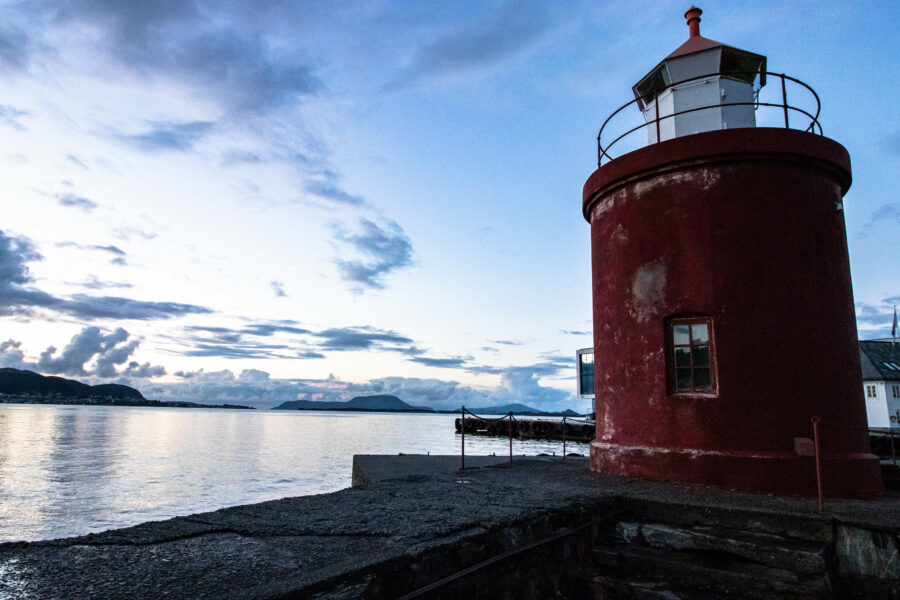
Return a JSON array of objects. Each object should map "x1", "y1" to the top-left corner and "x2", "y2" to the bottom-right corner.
[
  {"x1": 0, "y1": 368, "x2": 254, "y2": 409},
  {"x1": 273, "y1": 394, "x2": 435, "y2": 412},
  {"x1": 0, "y1": 368, "x2": 145, "y2": 400}
]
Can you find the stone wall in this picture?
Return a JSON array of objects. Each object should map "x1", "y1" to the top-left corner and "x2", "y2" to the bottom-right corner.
[{"x1": 319, "y1": 497, "x2": 900, "y2": 599}]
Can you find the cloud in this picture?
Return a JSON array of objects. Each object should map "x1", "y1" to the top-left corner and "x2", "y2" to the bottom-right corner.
[
  {"x1": 25, "y1": 326, "x2": 163, "y2": 379},
  {"x1": 490, "y1": 339, "x2": 521, "y2": 346},
  {"x1": 0, "y1": 104, "x2": 28, "y2": 130},
  {"x1": 857, "y1": 298, "x2": 899, "y2": 339},
  {"x1": 147, "y1": 365, "x2": 580, "y2": 411},
  {"x1": 65, "y1": 154, "x2": 89, "y2": 169},
  {"x1": 221, "y1": 149, "x2": 264, "y2": 166},
  {"x1": 56, "y1": 193, "x2": 98, "y2": 211},
  {"x1": 241, "y1": 321, "x2": 310, "y2": 336},
  {"x1": 0, "y1": 228, "x2": 212, "y2": 320},
  {"x1": 313, "y1": 326, "x2": 417, "y2": 353},
  {"x1": 178, "y1": 321, "x2": 318, "y2": 360},
  {"x1": 48, "y1": 1, "x2": 321, "y2": 117},
  {"x1": 123, "y1": 361, "x2": 166, "y2": 378},
  {"x1": 334, "y1": 218, "x2": 414, "y2": 291},
  {"x1": 305, "y1": 179, "x2": 365, "y2": 206},
  {"x1": 861, "y1": 203, "x2": 900, "y2": 231},
  {"x1": 75, "y1": 275, "x2": 133, "y2": 290},
  {"x1": 0, "y1": 339, "x2": 27, "y2": 368},
  {"x1": 57, "y1": 241, "x2": 125, "y2": 256},
  {"x1": 384, "y1": 0, "x2": 556, "y2": 90},
  {"x1": 113, "y1": 226, "x2": 157, "y2": 241},
  {"x1": 0, "y1": 22, "x2": 30, "y2": 72},
  {"x1": 409, "y1": 356, "x2": 468, "y2": 368},
  {"x1": 560, "y1": 330, "x2": 591, "y2": 336},
  {"x1": 270, "y1": 280, "x2": 286, "y2": 297},
  {"x1": 116, "y1": 121, "x2": 215, "y2": 152}
]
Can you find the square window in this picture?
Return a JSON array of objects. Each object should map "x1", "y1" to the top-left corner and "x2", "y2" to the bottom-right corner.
[{"x1": 668, "y1": 317, "x2": 717, "y2": 395}]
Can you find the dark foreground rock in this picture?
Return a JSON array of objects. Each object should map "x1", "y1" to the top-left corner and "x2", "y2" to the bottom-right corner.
[{"x1": 1, "y1": 457, "x2": 899, "y2": 599}]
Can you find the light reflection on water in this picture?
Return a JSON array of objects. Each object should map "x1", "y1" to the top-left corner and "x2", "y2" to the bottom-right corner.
[{"x1": 0, "y1": 404, "x2": 589, "y2": 542}]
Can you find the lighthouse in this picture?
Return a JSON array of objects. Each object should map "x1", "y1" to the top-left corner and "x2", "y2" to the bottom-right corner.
[{"x1": 582, "y1": 7, "x2": 882, "y2": 497}]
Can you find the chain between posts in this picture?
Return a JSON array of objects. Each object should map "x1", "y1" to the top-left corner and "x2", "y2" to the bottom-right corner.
[{"x1": 458, "y1": 407, "x2": 594, "y2": 470}]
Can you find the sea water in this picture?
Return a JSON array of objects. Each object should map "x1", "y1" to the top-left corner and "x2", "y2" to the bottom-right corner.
[{"x1": 0, "y1": 404, "x2": 589, "y2": 542}]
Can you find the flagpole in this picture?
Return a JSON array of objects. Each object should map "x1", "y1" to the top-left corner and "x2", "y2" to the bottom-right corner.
[{"x1": 893, "y1": 305, "x2": 898, "y2": 348}]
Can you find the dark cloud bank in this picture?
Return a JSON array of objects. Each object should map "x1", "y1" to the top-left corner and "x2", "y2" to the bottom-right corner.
[{"x1": 0, "y1": 229, "x2": 211, "y2": 320}]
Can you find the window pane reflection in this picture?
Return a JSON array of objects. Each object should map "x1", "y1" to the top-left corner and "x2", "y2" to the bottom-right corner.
[
  {"x1": 692, "y1": 346, "x2": 709, "y2": 367},
  {"x1": 676, "y1": 369, "x2": 692, "y2": 390},
  {"x1": 694, "y1": 368, "x2": 711, "y2": 389},
  {"x1": 674, "y1": 348, "x2": 691, "y2": 367},
  {"x1": 673, "y1": 325, "x2": 690, "y2": 345},
  {"x1": 691, "y1": 324, "x2": 708, "y2": 344}
]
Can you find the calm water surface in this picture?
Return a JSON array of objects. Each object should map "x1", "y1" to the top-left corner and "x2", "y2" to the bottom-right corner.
[{"x1": 0, "y1": 404, "x2": 588, "y2": 542}]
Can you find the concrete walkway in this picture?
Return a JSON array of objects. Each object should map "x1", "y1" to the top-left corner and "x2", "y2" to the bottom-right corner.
[{"x1": 1, "y1": 456, "x2": 898, "y2": 599}]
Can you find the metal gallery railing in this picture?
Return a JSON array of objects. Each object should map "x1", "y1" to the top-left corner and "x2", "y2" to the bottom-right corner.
[
  {"x1": 458, "y1": 406, "x2": 594, "y2": 470},
  {"x1": 597, "y1": 71, "x2": 822, "y2": 165}
]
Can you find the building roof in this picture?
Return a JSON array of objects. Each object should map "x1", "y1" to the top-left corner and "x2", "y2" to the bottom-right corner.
[
  {"x1": 859, "y1": 340, "x2": 900, "y2": 381},
  {"x1": 665, "y1": 34, "x2": 727, "y2": 60}
]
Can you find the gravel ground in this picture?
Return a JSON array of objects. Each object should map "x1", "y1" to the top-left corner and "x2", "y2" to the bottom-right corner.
[{"x1": 1, "y1": 456, "x2": 897, "y2": 599}]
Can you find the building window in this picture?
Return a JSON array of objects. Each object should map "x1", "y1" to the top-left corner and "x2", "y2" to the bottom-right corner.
[
  {"x1": 576, "y1": 349, "x2": 595, "y2": 398},
  {"x1": 893, "y1": 385, "x2": 899, "y2": 398},
  {"x1": 866, "y1": 385, "x2": 877, "y2": 398},
  {"x1": 668, "y1": 318, "x2": 716, "y2": 394}
]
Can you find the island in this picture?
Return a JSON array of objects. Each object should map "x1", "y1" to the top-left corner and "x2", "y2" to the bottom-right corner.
[
  {"x1": 0, "y1": 368, "x2": 255, "y2": 409},
  {"x1": 272, "y1": 395, "x2": 584, "y2": 417}
]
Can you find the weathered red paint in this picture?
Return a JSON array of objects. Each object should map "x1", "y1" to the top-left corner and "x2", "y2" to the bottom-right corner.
[{"x1": 583, "y1": 128, "x2": 883, "y2": 497}]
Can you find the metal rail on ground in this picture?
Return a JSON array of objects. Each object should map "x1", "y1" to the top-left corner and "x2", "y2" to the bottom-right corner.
[{"x1": 396, "y1": 508, "x2": 626, "y2": 600}]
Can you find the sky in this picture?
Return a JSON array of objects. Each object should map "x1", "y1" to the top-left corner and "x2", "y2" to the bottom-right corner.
[{"x1": 1, "y1": 0, "x2": 898, "y2": 410}]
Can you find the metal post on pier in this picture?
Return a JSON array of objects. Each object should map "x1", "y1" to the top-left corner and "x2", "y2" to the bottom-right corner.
[
  {"x1": 562, "y1": 416, "x2": 567, "y2": 460},
  {"x1": 509, "y1": 411, "x2": 512, "y2": 464},
  {"x1": 891, "y1": 430, "x2": 897, "y2": 466},
  {"x1": 460, "y1": 406, "x2": 466, "y2": 470},
  {"x1": 508, "y1": 412, "x2": 513, "y2": 465},
  {"x1": 812, "y1": 417, "x2": 824, "y2": 513}
]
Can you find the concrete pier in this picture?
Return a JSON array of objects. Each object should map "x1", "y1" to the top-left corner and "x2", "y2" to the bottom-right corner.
[{"x1": 1, "y1": 456, "x2": 899, "y2": 598}]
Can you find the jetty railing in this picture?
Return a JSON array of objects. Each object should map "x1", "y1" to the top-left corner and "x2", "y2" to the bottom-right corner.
[
  {"x1": 597, "y1": 70, "x2": 822, "y2": 166},
  {"x1": 458, "y1": 406, "x2": 594, "y2": 471},
  {"x1": 808, "y1": 417, "x2": 897, "y2": 512}
]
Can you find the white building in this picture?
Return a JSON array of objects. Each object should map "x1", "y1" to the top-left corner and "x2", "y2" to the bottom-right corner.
[{"x1": 860, "y1": 340, "x2": 900, "y2": 429}]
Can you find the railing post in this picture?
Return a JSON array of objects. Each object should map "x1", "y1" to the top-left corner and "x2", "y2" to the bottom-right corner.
[
  {"x1": 562, "y1": 416, "x2": 567, "y2": 460},
  {"x1": 891, "y1": 430, "x2": 896, "y2": 466},
  {"x1": 461, "y1": 406, "x2": 466, "y2": 470},
  {"x1": 781, "y1": 75, "x2": 790, "y2": 129},
  {"x1": 597, "y1": 136, "x2": 602, "y2": 167},
  {"x1": 812, "y1": 417, "x2": 824, "y2": 513},
  {"x1": 654, "y1": 93, "x2": 660, "y2": 143},
  {"x1": 508, "y1": 412, "x2": 513, "y2": 465}
]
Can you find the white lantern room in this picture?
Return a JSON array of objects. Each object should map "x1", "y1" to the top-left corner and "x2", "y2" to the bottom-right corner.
[{"x1": 633, "y1": 7, "x2": 766, "y2": 144}]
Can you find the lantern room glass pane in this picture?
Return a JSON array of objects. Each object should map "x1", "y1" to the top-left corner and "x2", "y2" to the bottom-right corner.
[{"x1": 673, "y1": 325, "x2": 690, "y2": 345}]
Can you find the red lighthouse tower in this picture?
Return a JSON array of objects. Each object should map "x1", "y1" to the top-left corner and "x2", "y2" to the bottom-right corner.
[{"x1": 583, "y1": 7, "x2": 882, "y2": 497}]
